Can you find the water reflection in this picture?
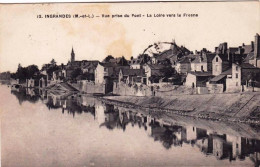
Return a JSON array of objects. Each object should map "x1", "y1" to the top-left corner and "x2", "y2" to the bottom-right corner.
[
  {"x1": 9, "y1": 87, "x2": 260, "y2": 166},
  {"x1": 11, "y1": 87, "x2": 40, "y2": 104}
]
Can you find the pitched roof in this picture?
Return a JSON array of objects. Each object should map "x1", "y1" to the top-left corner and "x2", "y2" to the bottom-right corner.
[
  {"x1": 244, "y1": 52, "x2": 255, "y2": 63},
  {"x1": 188, "y1": 71, "x2": 212, "y2": 77},
  {"x1": 210, "y1": 74, "x2": 226, "y2": 82},
  {"x1": 178, "y1": 56, "x2": 192, "y2": 64},
  {"x1": 206, "y1": 54, "x2": 216, "y2": 63},
  {"x1": 191, "y1": 54, "x2": 207, "y2": 63},
  {"x1": 81, "y1": 61, "x2": 99, "y2": 69},
  {"x1": 228, "y1": 47, "x2": 239, "y2": 54},
  {"x1": 121, "y1": 69, "x2": 145, "y2": 77},
  {"x1": 155, "y1": 49, "x2": 173, "y2": 60},
  {"x1": 242, "y1": 45, "x2": 253, "y2": 54},
  {"x1": 99, "y1": 62, "x2": 118, "y2": 67},
  {"x1": 130, "y1": 54, "x2": 151, "y2": 65},
  {"x1": 154, "y1": 43, "x2": 190, "y2": 61},
  {"x1": 221, "y1": 68, "x2": 232, "y2": 75},
  {"x1": 239, "y1": 63, "x2": 258, "y2": 69},
  {"x1": 146, "y1": 64, "x2": 165, "y2": 70},
  {"x1": 151, "y1": 69, "x2": 165, "y2": 77},
  {"x1": 217, "y1": 54, "x2": 229, "y2": 62}
]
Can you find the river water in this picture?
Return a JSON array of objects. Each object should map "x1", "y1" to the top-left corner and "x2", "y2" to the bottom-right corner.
[{"x1": 1, "y1": 85, "x2": 260, "y2": 167}]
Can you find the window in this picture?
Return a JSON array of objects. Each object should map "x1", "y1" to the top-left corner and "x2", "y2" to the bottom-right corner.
[
  {"x1": 236, "y1": 73, "x2": 238, "y2": 78},
  {"x1": 201, "y1": 66, "x2": 204, "y2": 71},
  {"x1": 236, "y1": 66, "x2": 238, "y2": 71},
  {"x1": 236, "y1": 82, "x2": 238, "y2": 86},
  {"x1": 216, "y1": 57, "x2": 218, "y2": 62}
]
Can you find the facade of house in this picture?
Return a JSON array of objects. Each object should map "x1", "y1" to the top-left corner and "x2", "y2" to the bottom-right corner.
[
  {"x1": 207, "y1": 69, "x2": 232, "y2": 93},
  {"x1": 118, "y1": 68, "x2": 145, "y2": 85},
  {"x1": 95, "y1": 63, "x2": 106, "y2": 84},
  {"x1": 212, "y1": 54, "x2": 230, "y2": 76},
  {"x1": 39, "y1": 75, "x2": 48, "y2": 88},
  {"x1": 52, "y1": 69, "x2": 64, "y2": 82},
  {"x1": 185, "y1": 72, "x2": 213, "y2": 88},
  {"x1": 191, "y1": 54, "x2": 208, "y2": 72},
  {"x1": 143, "y1": 64, "x2": 166, "y2": 85},
  {"x1": 226, "y1": 63, "x2": 242, "y2": 92},
  {"x1": 226, "y1": 63, "x2": 260, "y2": 92},
  {"x1": 129, "y1": 54, "x2": 150, "y2": 69},
  {"x1": 175, "y1": 57, "x2": 192, "y2": 74},
  {"x1": 81, "y1": 61, "x2": 99, "y2": 73},
  {"x1": 95, "y1": 62, "x2": 130, "y2": 93},
  {"x1": 26, "y1": 75, "x2": 43, "y2": 88}
]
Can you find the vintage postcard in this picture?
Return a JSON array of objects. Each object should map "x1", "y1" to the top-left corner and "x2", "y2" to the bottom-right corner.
[{"x1": 0, "y1": 1, "x2": 260, "y2": 167}]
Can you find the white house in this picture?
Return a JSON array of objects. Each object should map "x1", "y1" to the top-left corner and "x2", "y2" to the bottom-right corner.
[
  {"x1": 212, "y1": 54, "x2": 230, "y2": 76},
  {"x1": 226, "y1": 63, "x2": 242, "y2": 92}
]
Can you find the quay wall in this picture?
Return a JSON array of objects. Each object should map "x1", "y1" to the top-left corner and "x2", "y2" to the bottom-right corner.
[{"x1": 76, "y1": 80, "x2": 105, "y2": 94}]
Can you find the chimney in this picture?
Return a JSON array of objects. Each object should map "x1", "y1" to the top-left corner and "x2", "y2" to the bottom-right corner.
[
  {"x1": 215, "y1": 47, "x2": 218, "y2": 53},
  {"x1": 251, "y1": 41, "x2": 254, "y2": 51},
  {"x1": 199, "y1": 52, "x2": 203, "y2": 62},
  {"x1": 223, "y1": 42, "x2": 228, "y2": 54},
  {"x1": 254, "y1": 33, "x2": 260, "y2": 66}
]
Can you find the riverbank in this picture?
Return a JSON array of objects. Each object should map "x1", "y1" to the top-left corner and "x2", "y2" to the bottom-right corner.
[{"x1": 100, "y1": 92, "x2": 260, "y2": 125}]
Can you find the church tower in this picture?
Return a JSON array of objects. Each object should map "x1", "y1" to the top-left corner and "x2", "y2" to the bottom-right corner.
[{"x1": 71, "y1": 47, "x2": 75, "y2": 62}]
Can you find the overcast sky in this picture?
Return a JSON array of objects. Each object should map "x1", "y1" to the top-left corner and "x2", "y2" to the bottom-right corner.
[{"x1": 0, "y1": 2, "x2": 259, "y2": 72}]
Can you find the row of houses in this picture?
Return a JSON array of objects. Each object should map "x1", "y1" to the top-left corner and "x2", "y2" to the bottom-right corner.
[{"x1": 26, "y1": 33, "x2": 260, "y2": 95}]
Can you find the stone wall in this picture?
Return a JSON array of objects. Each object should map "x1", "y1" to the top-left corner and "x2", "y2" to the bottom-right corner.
[
  {"x1": 77, "y1": 80, "x2": 105, "y2": 94},
  {"x1": 197, "y1": 87, "x2": 209, "y2": 94},
  {"x1": 113, "y1": 82, "x2": 195, "y2": 96},
  {"x1": 206, "y1": 83, "x2": 223, "y2": 94},
  {"x1": 113, "y1": 82, "x2": 152, "y2": 96}
]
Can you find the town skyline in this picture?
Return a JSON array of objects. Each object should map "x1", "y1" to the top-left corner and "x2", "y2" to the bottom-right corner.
[
  {"x1": 1, "y1": 34, "x2": 260, "y2": 73},
  {"x1": 0, "y1": 2, "x2": 259, "y2": 72}
]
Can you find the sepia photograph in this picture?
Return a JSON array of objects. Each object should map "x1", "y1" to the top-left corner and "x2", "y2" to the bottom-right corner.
[{"x1": 0, "y1": 1, "x2": 260, "y2": 167}]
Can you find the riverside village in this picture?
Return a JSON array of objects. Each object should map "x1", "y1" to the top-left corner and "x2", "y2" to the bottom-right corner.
[
  {"x1": 3, "y1": 33, "x2": 260, "y2": 95},
  {"x1": 1, "y1": 34, "x2": 260, "y2": 166},
  {"x1": 1, "y1": 33, "x2": 260, "y2": 123}
]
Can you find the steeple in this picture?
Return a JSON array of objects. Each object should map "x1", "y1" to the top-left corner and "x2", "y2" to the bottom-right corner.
[{"x1": 71, "y1": 46, "x2": 75, "y2": 62}]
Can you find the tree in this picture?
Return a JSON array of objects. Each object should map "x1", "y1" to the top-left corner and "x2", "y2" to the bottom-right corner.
[
  {"x1": 102, "y1": 55, "x2": 114, "y2": 63},
  {"x1": 26, "y1": 65, "x2": 39, "y2": 78},
  {"x1": 118, "y1": 56, "x2": 129, "y2": 66},
  {"x1": 0, "y1": 71, "x2": 11, "y2": 80},
  {"x1": 71, "y1": 68, "x2": 82, "y2": 80},
  {"x1": 14, "y1": 64, "x2": 39, "y2": 81},
  {"x1": 46, "y1": 65, "x2": 59, "y2": 75},
  {"x1": 160, "y1": 66, "x2": 176, "y2": 78},
  {"x1": 50, "y1": 59, "x2": 56, "y2": 66},
  {"x1": 15, "y1": 65, "x2": 27, "y2": 81}
]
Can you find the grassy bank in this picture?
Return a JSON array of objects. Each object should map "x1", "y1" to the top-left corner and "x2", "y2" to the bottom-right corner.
[{"x1": 102, "y1": 92, "x2": 260, "y2": 124}]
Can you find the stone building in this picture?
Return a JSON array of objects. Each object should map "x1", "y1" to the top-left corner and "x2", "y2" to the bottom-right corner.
[
  {"x1": 226, "y1": 63, "x2": 260, "y2": 92},
  {"x1": 212, "y1": 54, "x2": 230, "y2": 76}
]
